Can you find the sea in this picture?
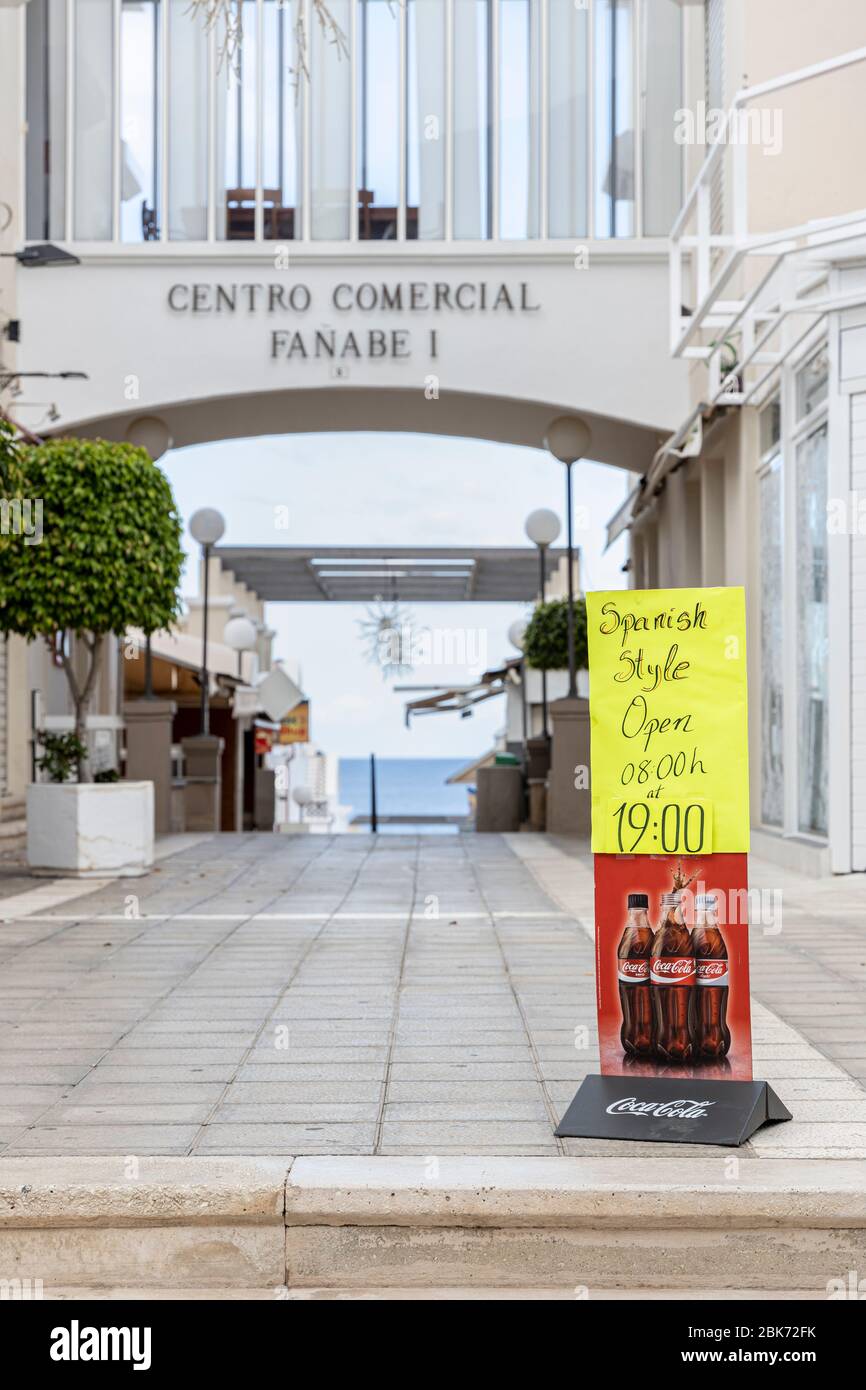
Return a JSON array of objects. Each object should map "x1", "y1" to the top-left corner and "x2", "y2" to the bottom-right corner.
[{"x1": 338, "y1": 757, "x2": 471, "y2": 834}]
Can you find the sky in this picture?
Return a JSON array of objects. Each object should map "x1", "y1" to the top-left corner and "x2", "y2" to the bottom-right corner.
[{"x1": 161, "y1": 431, "x2": 629, "y2": 759}]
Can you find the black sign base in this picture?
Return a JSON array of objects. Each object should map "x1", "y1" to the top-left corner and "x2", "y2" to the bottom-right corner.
[{"x1": 555, "y1": 1074, "x2": 792, "y2": 1147}]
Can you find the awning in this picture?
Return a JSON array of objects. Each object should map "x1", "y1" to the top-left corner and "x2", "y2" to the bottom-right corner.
[
  {"x1": 402, "y1": 663, "x2": 512, "y2": 726},
  {"x1": 213, "y1": 545, "x2": 567, "y2": 603},
  {"x1": 446, "y1": 749, "x2": 498, "y2": 784},
  {"x1": 605, "y1": 483, "x2": 644, "y2": 549},
  {"x1": 126, "y1": 626, "x2": 250, "y2": 682}
]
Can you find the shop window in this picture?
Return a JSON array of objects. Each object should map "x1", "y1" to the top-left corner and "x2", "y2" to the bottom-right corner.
[
  {"x1": 795, "y1": 421, "x2": 829, "y2": 837},
  {"x1": 358, "y1": 0, "x2": 401, "y2": 240},
  {"x1": 25, "y1": 0, "x2": 67, "y2": 241},
  {"x1": 261, "y1": 0, "x2": 302, "y2": 242},
  {"x1": 759, "y1": 396, "x2": 781, "y2": 457},
  {"x1": 453, "y1": 0, "x2": 491, "y2": 239},
  {"x1": 796, "y1": 348, "x2": 830, "y2": 421},
  {"x1": 73, "y1": 0, "x2": 114, "y2": 240},
  {"x1": 121, "y1": 0, "x2": 159, "y2": 242},
  {"x1": 498, "y1": 0, "x2": 541, "y2": 240},
  {"x1": 407, "y1": 0, "x2": 446, "y2": 240},
  {"x1": 311, "y1": 0, "x2": 351, "y2": 239},
  {"x1": 548, "y1": 0, "x2": 588, "y2": 238},
  {"x1": 759, "y1": 454, "x2": 784, "y2": 827},
  {"x1": 594, "y1": 0, "x2": 635, "y2": 238}
]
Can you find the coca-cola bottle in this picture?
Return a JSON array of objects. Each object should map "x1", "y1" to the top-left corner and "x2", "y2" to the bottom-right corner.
[
  {"x1": 651, "y1": 889, "x2": 696, "y2": 1062},
  {"x1": 617, "y1": 892, "x2": 654, "y2": 1056},
  {"x1": 691, "y1": 892, "x2": 731, "y2": 1059}
]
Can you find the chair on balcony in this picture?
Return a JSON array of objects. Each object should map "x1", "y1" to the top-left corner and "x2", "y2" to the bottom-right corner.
[
  {"x1": 225, "y1": 189, "x2": 294, "y2": 240},
  {"x1": 141, "y1": 202, "x2": 159, "y2": 241},
  {"x1": 356, "y1": 191, "x2": 420, "y2": 240},
  {"x1": 358, "y1": 189, "x2": 396, "y2": 240}
]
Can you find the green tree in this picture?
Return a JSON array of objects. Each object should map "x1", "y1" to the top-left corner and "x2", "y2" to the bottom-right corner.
[
  {"x1": 0, "y1": 437, "x2": 184, "y2": 781},
  {"x1": 0, "y1": 418, "x2": 29, "y2": 544},
  {"x1": 522, "y1": 597, "x2": 588, "y2": 672}
]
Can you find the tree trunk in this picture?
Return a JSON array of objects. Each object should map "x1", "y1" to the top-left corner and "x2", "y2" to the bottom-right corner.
[
  {"x1": 56, "y1": 632, "x2": 104, "y2": 783},
  {"x1": 73, "y1": 699, "x2": 87, "y2": 783}
]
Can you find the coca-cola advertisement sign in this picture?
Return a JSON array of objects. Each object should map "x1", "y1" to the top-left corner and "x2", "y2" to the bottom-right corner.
[{"x1": 596, "y1": 853, "x2": 753, "y2": 1082}]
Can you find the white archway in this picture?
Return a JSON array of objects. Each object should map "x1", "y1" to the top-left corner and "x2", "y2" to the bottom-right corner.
[{"x1": 66, "y1": 386, "x2": 665, "y2": 474}]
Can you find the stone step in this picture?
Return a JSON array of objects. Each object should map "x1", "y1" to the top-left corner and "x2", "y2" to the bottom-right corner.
[
  {"x1": 0, "y1": 1158, "x2": 287, "y2": 1291},
  {"x1": 284, "y1": 1156, "x2": 866, "y2": 1293},
  {"x1": 0, "y1": 817, "x2": 26, "y2": 846},
  {"x1": 1, "y1": 1156, "x2": 864, "y2": 1294},
  {"x1": 38, "y1": 1286, "x2": 826, "y2": 1301}
]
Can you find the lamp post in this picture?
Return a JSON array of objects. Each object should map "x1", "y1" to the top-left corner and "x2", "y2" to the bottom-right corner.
[
  {"x1": 292, "y1": 786, "x2": 313, "y2": 825},
  {"x1": 223, "y1": 607, "x2": 258, "y2": 680},
  {"x1": 369, "y1": 753, "x2": 378, "y2": 834},
  {"x1": 524, "y1": 508, "x2": 561, "y2": 740},
  {"x1": 189, "y1": 507, "x2": 226, "y2": 735},
  {"x1": 544, "y1": 417, "x2": 591, "y2": 699},
  {"x1": 508, "y1": 619, "x2": 529, "y2": 753},
  {"x1": 143, "y1": 632, "x2": 154, "y2": 698}
]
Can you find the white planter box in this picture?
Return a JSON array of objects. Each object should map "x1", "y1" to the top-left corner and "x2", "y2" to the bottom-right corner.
[{"x1": 26, "y1": 782, "x2": 155, "y2": 878}]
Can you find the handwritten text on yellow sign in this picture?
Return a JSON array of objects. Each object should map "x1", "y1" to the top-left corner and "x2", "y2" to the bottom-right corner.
[{"x1": 586, "y1": 587, "x2": 749, "y2": 853}]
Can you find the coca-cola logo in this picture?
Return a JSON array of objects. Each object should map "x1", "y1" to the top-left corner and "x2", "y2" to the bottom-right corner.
[
  {"x1": 606, "y1": 1096, "x2": 716, "y2": 1119},
  {"x1": 697, "y1": 960, "x2": 729, "y2": 985},
  {"x1": 618, "y1": 958, "x2": 649, "y2": 980},
  {"x1": 650, "y1": 956, "x2": 696, "y2": 984}
]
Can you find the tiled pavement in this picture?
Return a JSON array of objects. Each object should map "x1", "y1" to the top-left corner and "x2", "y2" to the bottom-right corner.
[{"x1": 0, "y1": 832, "x2": 864, "y2": 1159}]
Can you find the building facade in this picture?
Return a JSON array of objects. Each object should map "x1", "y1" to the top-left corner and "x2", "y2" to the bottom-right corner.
[
  {"x1": 2, "y1": 0, "x2": 865, "y2": 870},
  {"x1": 610, "y1": 2, "x2": 866, "y2": 874}
]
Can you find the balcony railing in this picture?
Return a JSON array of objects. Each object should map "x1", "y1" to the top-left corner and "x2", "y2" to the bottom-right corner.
[
  {"x1": 669, "y1": 44, "x2": 866, "y2": 412},
  {"x1": 25, "y1": 0, "x2": 684, "y2": 247}
]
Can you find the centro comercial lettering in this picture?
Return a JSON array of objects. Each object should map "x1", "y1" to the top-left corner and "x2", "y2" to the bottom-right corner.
[{"x1": 166, "y1": 280, "x2": 541, "y2": 314}]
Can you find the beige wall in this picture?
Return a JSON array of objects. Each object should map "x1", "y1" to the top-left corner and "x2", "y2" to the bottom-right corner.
[
  {"x1": 740, "y1": 0, "x2": 866, "y2": 85},
  {"x1": 630, "y1": 403, "x2": 763, "y2": 825},
  {"x1": 739, "y1": 2, "x2": 866, "y2": 235}
]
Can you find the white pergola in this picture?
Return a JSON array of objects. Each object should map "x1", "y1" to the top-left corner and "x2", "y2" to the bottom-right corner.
[{"x1": 213, "y1": 545, "x2": 567, "y2": 604}]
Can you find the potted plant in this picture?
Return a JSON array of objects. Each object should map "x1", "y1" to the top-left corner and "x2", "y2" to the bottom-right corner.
[
  {"x1": 0, "y1": 433, "x2": 184, "y2": 876},
  {"x1": 522, "y1": 596, "x2": 590, "y2": 698}
]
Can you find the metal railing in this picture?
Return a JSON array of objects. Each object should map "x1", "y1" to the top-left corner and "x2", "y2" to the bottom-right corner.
[
  {"x1": 30, "y1": 0, "x2": 669, "y2": 248},
  {"x1": 669, "y1": 45, "x2": 866, "y2": 412}
]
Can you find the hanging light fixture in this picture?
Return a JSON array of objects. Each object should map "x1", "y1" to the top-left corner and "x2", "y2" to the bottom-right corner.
[{"x1": 357, "y1": 570, "x2": 416, "y2": 681}]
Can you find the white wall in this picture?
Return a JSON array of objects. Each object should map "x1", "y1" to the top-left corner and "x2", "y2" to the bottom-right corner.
[{"x1": 15, "y1": 251, "x2": 690, "y2": 468}]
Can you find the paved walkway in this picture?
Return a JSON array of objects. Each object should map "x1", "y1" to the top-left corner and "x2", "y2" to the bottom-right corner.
[{"x1": 0, "y1": 833, "x2": 864, "y2": 1159}]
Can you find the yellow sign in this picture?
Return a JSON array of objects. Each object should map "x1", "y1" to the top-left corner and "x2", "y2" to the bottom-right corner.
[
  {"x1": 278, "y1": 700, "x2": 310, "y2": 744},
  {"x1": 586, "y1": 587, "x2": 749, "y2": 853}
]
